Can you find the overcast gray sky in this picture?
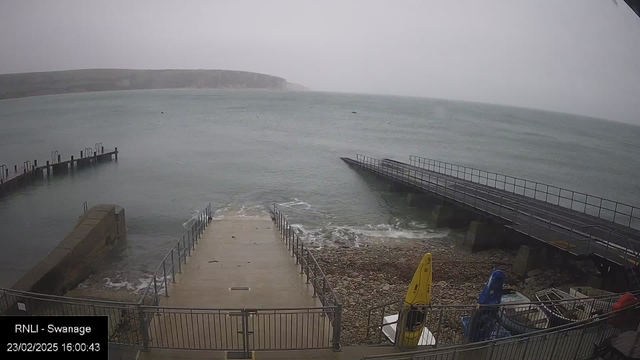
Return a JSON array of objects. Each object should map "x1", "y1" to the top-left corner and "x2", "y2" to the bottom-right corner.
[{"x1": 1, "y1": 0, "x2": 640, "y2": 124}]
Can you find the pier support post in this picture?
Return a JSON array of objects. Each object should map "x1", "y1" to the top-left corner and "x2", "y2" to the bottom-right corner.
[
  {"x1": 464, "y1": 221, "x2": 504, "y2": 252},
  {"x1": 514, "y1": 245, "x2": 542, "y2": 276},
  {"x1": 46, "y1": 161, "x2": 50, "y2": 177},
  {"x1": 115, "y1": 147, "x2": 118, "y2": 161},
  {"x1": 406, "y1": 193, "x2": 435, "y2": 209},
  {"x1": 431, "y1": 205, "x2": 455, "y2": 227},
  {"x1": 388, "y1": 181, "x2": 413, "y2": 193},
  {"x1": 14, "y1": 165, "x2": 17, "y2": 173},
  {"x1": 52, "y1": 162, "x2": 69, "y2": 175},
  {"x1": 430, "y1": 205, "x2": 474, "y2": 228}
]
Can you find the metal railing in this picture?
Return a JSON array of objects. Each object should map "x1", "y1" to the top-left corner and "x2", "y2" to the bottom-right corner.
[
  {"x1": 143, "y1": 306, "x2": 337, "y2": 351},
  {"x1": 409, "y1": 155, "x2": 640, "y2": 231},
  {"x1": 271, "y1": 204, "x2": 342, "y2": 350},
  {"x1": 271, "y1": 204, "x2": 341, "y2": 309},
  {"x1": 0, "y1": 287, "x2": 143, "y2": 346},
  {"x1": 1, "y1": 203, "x2": 344, "y2": 354},
  {"x1": 362, "y1": 301, "x2": 640, "y2": 360},
  {"x1": 365, "y1": 291, "x2": 633, "y2": 348},
  {"x1": 0, "y1": 288, "x2": 338, "y2": 353},
  {"x1": 352, "y1": 155, "x2": 640, "y2": 269},
  {"x1": 139, "y1": 204, "x2": 212, "y2": 306}
]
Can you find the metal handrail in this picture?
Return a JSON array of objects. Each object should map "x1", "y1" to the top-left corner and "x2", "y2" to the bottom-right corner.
[
  {"x1": 366, "y1": 291, "x2": 640, "y2": 342},
  {"x1": 271, "y1": 204, "x2": 341, "y2": 307},
  {"x1": 383, "y1": 157, "x2": 640, "y2": 289},
  {"x1": 1, "y1": 287, "x2": 139, "y2": 306},
  {"x1": 138, "y1": 203, "x2": 212, "y2": 305},
  {"x1": 409, "y1": 155, "x2": 640, "y2": 230},
  {"x1": 389, "y1": 158, "x2": 640, "y2": 254},
  {"x1": 368, "y1": 289, "x2": 638, "y2": 313},
  {"x1": 139, "y1": 304, "x2": 338, "y2": 311},
  {"x1": 353, "y1": 154, "x2": 640, "y2": 267},
  {"x1": 362, "y1": 301, "x2": 640, "y2": 360},
  {"x1": 271, "y1": 204, "x2": 343, "y2": 351}
]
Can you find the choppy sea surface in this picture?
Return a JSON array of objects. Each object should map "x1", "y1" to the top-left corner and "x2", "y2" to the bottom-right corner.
[{"x1": 1, "y1": 89, "x2": 639, "y2": 290}]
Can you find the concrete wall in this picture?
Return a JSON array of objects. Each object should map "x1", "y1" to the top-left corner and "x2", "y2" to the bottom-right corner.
[{"x1": 10, "y1": 204, "x2": 126, "y2": 295}]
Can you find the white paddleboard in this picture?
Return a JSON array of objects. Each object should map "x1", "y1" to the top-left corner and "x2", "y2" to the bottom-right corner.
[{"x1": 381, "y1": 314, "x2": 436, "y2": 346}]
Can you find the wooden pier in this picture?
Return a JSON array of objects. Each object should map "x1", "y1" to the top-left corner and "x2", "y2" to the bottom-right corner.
[{"x1": 0, "y1": 145, "x2": 118, "y2": 197}]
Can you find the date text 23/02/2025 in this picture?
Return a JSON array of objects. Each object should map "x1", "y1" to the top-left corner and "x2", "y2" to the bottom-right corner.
[{"x1": 2, "y1": 316, "x2": 107, "y2": 359}]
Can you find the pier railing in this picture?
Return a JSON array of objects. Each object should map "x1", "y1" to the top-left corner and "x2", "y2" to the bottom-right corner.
[
  {"x1": 364, "y1": 291, "x2": 633, "y2": 348},
  {"x1": 139, "y1": 204, "x2": 212, "y2": 306},
  {"x1": 362, "y1": 301, "x2": 640, "y2": 360},
  {"x1": 0, "y1": 287, "x2": 143, "y2": 346},
  {"x1": 271, "y1": 205, "x2": 341, "y2": 309},
  {"x1": 353, "y1": 154, "x2": 640, "y2": 269},
  {"x1": 141, "y1": 305, "x2": 338, "y2": 351},
  {"x1": 408, "y1": 155, "x2": 640, "y2": 231},
  {"x1": 1, "y1": 203, "x2": 343, "y2": 354},
  {"x1": 0, "y1": 144, "x2": 119, "y2": 197},
  {"x1": 271, "y1": 204, "x2": 342, "y2": 350}
]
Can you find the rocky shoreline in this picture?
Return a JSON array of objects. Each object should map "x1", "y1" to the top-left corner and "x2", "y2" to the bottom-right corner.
[{"x1": 312, "y1": 238, "x2": 584, "y2": 346}]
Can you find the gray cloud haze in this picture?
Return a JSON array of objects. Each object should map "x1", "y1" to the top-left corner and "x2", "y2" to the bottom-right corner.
[{"x1": 1, "y1": 0, "x2": 640, "y2": 124}]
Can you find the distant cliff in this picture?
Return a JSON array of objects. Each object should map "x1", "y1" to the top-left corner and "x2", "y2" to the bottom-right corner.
[{"x1": 0, "y1": 69, "x2": 307, "y2": 100}]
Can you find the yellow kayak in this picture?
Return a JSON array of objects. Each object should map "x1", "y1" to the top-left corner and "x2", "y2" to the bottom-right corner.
[{"x1": 398, "y1": 252, "x2": 432, "y2": 346}]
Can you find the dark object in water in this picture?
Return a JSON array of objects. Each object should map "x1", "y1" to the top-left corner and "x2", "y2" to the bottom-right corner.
[{"x1": 351, "y1": 111, "x2": 357, "y2": 114}]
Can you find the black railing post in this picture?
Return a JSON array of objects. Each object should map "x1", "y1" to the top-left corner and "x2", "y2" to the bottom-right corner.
[
  {"x1": 153, "y1": 276, "x2": 159, "y2": 306},
  {"x1": 306, "y1": 249, "x2": 311, "y2": 284},
  {"x1": 332, "y1": 304, "x2": 342, "y2": 351},
  {"x1": 137, "y1": 304, "x2": 150, "y2": 350},
  {"x1": 163, "y1": 261, "x2": 169, "y2": 297},
  {"x1": 300, "y1": 242, "x2": 304, "y2": 275},
  {"x1": 171, "y1": 249, "x2": 176, "y2": 283},
  {"x1": 177, "y1": 240, "x2": 182, "y2": 273},
  {"x1": 295, "y1": 234, "x2": 299, "y2": 264}
]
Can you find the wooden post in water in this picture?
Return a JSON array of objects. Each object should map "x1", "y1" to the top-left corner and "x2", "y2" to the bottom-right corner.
[
  {"x1": 46, "y1": 161, "x2": 50, "y2": 177},
  {"x1": 70, "y1": 156, "x2": 74, "y2": 171},
  {"x1": 80, "y1": 150, "x2": 83, "y2": 158},
  {"x1": 34, "y1": 160, "x2": 37, "y2": 168},
  {"x1": 14, "y1": 165, "x2": 17, "y2": 173},
  {"x1": 115, "y1": 147, "x2": 118, "y2": 161},
  {"x1": 101, "y1": 146, "x2": 104, "y2": 154},
  {"x1": 57, "y1": 154, "x2": 61, "y2": 163}
]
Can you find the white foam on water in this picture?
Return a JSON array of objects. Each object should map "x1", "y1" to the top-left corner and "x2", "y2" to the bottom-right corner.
[
  {"x1": 277, "y1": 198, "x2": 334, "y2": 219},
  {"x1": 211, "y1": 206, "x2": 229, "y2": 220},
  {"x1": 103, "y1": 277, "x2": 137, "y2": 291},
  {"x1": 182, "y1": 208, "x2": 203, "y2": 229},
  {"x1": 293, "y1": 220, "x2": 450, "y2": 248},
  {"x1": 235, "y1": 204, "x2": 269, "y2": 218},
  {"x1": 278, "y1": 198, "x2": 312, "y2": 210}
]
